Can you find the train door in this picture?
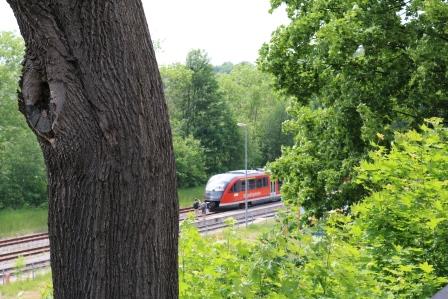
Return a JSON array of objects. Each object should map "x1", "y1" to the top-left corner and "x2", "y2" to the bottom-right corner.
[{"x1": 270, "y1": 179, "x2": 276, "y2": 199}]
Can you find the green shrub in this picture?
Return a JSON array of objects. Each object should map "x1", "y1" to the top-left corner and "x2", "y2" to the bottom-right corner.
[
  {"x1": 179, "y1": 215, "x2": 254, "y2": 298},
  {"x1": 173, "y1": 134, "x2": 207, "y2": 188},
  {"x1": 351, "y1": 118, "x2": 448, "y2": 296},
  {"x1": 178, "y1": 119, "x2": 448, "y2": 298}
]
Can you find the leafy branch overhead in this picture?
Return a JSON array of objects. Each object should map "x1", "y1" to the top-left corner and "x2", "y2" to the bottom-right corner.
[{"x1": 261, "y1": 0, "x2": 448, "y2": 215}]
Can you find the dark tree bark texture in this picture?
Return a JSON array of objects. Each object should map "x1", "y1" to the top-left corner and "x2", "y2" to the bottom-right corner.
[{"x1": 6, "y1": 1, "x2": 178, "y2": 298}]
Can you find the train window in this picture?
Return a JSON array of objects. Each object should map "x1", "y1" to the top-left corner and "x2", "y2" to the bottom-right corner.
[
  {"x1": 263, "y1": 177, "x2": 268, "y2": 187},
  {"x1": 256, "y1": 179, "x2": 263, "y2": 188},
  {"x1": 249, "y1": 179, "x2": 256, "y2": 190},
  {"x1": 241, "y1": 180, "x2": 246, "y2": 191},
  {"x1": 232, "y1": 183, "x2": 238, "y2": 193}
]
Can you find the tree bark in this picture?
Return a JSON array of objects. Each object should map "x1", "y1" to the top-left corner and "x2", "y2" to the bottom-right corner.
[{"x1": 6, "y1": 0, "x2": 178, "y2": 298}]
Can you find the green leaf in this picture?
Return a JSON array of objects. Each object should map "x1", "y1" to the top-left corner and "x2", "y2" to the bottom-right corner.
[{"x1": 419, "y1": 262, "x2": 434, "y2": 274}]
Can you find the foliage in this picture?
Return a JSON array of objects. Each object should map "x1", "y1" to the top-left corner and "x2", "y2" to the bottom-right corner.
[
  {"x1": 161, "y1": 55, "x2": 292, "y2": 178},
  {"x1": 178, "y1": 211, "x2": 386, "y2": 298},
  {"x1": 0, "y1": 32, "x2": 47, "y2": 209},
  {"x1": 261, "y1": 0, "x2": 448, "y2": 215},
  {"x1": 257, "y1": 100, "x2": 293, "y2": 168},
  {"x1": 269, "y1": 104, "x2": 366, "y2": 216},
  {"x1": 161, "y1": 50, "x2": 243, "y2": 175},
  {"x1": 179, "y1": 215, "x2": 253, "y2": 298},
  {"x1": 352, "y1": 118, "x2": 448, "y2": 295},
  {"x1": 250, "y1": 214, "x2": 387, "y2": 298},
  {"x1": 158, "y1": 66, "x2": 206, "y2": 188},
  {"x1": 213, "y1": 62, "x2": 234, "y2": 74},
  {"x1": 160, "y1": 64, "x2": 193, "y2": 122},
  {"x1": 217, "y1": 63, "x2": 293, "y2": 168},
  {"x1": 172, "y1": 131, "x2": 207, "y2": 188},
  {"x1": 218, "y1": 63, "x2": 276, "y2": 126},
  {"x1": 177, "y1": 122, "x2": 448, "y2": 298},
  {"x1": 185, "y1": 50, "x2": 243, "y2": 174}
]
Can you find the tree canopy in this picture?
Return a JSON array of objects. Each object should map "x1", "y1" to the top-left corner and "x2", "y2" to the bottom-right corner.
[
  {"x1": 161, "y1": 56, "x2": 293, "y2": 182},
  {"x1": 217, "y1": 63, "x2": 293, "y2": 167},
  {"x1": 161, "y1": 50, "x2": 243, "y2": 176},
  {"x1": 261, "y1": 0, "x2": 448, "y2": 215}
]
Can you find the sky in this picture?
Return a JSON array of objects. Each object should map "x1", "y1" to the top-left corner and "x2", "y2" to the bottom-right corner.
[{"x1": 0, "y1": 0, "x2": 288, "y2": 66}]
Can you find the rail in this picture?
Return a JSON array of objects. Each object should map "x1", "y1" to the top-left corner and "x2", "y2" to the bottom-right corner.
[
  {"x1": 0, "y1": 233, "x2": 48, "y2": 248},
  {"x1": 0, "y1": 202, "x2": 283, "y2": 283},
  {"x1": 0, "y1": 208, "x2": 196, "y2": 250},
  {"x1": 0, "y1": 246, "x2": 50, "y2": 263}
]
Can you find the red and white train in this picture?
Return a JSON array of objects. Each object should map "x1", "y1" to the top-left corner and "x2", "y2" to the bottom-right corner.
[{"x1": 204, "y1": 170, "x2": 281, "y2": 210}]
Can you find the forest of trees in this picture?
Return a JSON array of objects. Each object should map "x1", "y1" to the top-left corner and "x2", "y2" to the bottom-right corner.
[
  {"x1": 161, "y1": 51, "x2": 292, "y2": 188},
  {"x1": 0, "y1": 35, "x2": 291, "y2": 208}
]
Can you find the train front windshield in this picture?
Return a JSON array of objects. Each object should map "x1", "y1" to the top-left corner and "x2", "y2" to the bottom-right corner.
[{"x1": 205, "y1": 173, "x2": 234, "y2": 201}]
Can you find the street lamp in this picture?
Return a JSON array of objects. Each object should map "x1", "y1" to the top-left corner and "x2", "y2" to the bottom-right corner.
[{"x1": 237, "y1": 122, "x2": 248, "y2": 227}]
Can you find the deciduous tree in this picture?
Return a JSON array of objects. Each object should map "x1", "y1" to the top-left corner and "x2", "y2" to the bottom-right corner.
[
  {"x1": 261, "y1": 0, "x2": 448, "y2": 215},
  {"x1": 218, "y1": 63, "x2": 292, "y2": 167},
  {"x1": 172, "y1": 128, "x2": 207, "y2": 188},
  {"x1": 6, "y1": 1, "x2": 178, "y2": 298},
  {"x1": 161, "y1": 50, "x2": 242, "y2": 175}
]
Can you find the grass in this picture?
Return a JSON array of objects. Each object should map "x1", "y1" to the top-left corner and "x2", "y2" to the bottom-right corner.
[
  {"x1": 208, "y1": 219, "x2": 276, "y2": 241},
  {"x1": 242, "y1": 219, "x2": 276, "y2": 239},
  {"x1": 0, "y1": 208, "x2": 47, "y2": 238},
  {"x1": 0, "y1": 272, "x2": 52, "y2": 299},
  {"x1": 178, "y1": 185, "x2": 204, "y2": 208},
  {"x1": 0, "y1": 186, "x2": 204, "y2": 238}
]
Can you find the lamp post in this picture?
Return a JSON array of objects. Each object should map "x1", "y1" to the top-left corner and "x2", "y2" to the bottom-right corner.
[{"x1": 237, "y1": 122, "x2": 248, "y2": 227}]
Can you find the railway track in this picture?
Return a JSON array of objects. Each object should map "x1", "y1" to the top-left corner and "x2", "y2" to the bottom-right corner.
[
  {"x1": 197, "y1": 211, "x2": 277, "y2": 233},
  {"x1": 179, "y1": 207, "x2": 195, "y2": 214},
  {"x1": 0, "y1": 232, "x2": 48, "y2": 248},
  {"x1": 0, "y1": 207, "x2": 199, "y2": 282},
  {"x1": 0, "y1": 202, "x2": 283, "y2": 282},
  {"x1": 0, "y1": 207, "x2": 197, "y2": 251},
  {"x1": 0, "y1": 245, "x2": 50, "y2": 263}
]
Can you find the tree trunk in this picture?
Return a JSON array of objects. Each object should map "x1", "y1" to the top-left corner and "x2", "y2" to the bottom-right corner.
[{"x1": 6, "y1": 1, "x2": 178, "y2": 298}]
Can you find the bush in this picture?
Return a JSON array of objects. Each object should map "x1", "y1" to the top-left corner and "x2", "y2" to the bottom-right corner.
[
  {"x1": 178, "y1": 119, "x2": 448, "y2": 298},
  {"x1": 351, "y1": 118, "x2": 448, "y2": 296},
  {"x1": 179, "y1": 215, "x2": 254, "y2": 298},
  {"x1": 173, "y1": 134, "x2": 207, "y2": 188}
]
